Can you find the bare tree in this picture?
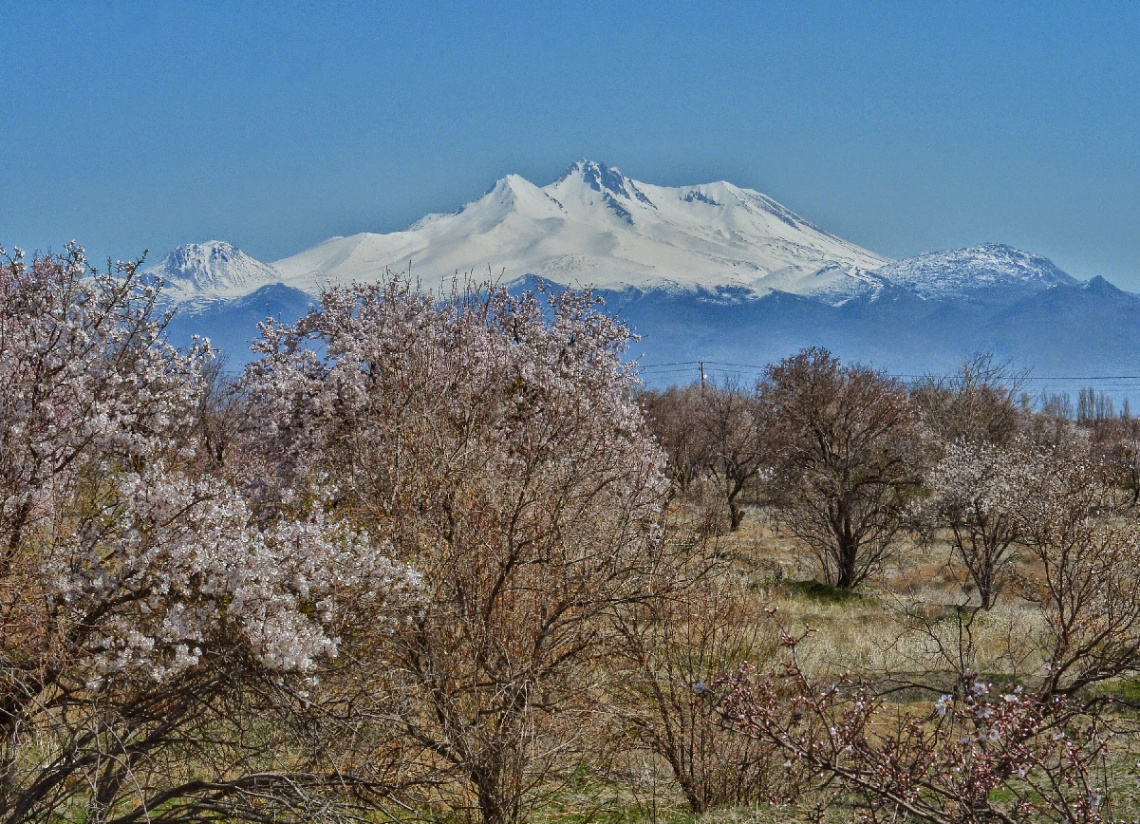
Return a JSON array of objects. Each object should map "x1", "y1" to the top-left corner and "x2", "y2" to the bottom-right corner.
[
  {"x1": 695, "y1": 381, "x2": 766, "y2": 531},
  {"x1": 639, "y1": 384, "x2": 708, "y2": 495},
  {"x1": 758, "y1": 349, "x2": 927, "y2": 589},
  {"x1": 1077, "y1": 387, "x2": 1116, "y2": 426},
  {"x1": 1007, "y1": 444, "x2": 1140, "y2": 695},
  {"x1": 1089, "y1": 416, "x2": 1140, "y2": 507},
  {"x1": 610, "y1": 554, "x2": 791, "y2": 813},
  {"x1": 912, "y1": 352, "x2": 1026, "y2": 446},
  {"x1": 640, "y1": 381, "x2": 765, "y2": 531}
]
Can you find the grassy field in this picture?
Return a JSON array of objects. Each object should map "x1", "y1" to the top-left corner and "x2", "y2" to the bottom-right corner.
[{"x1": 537, "y1": 505, "x2": 1140, "y2": 824}]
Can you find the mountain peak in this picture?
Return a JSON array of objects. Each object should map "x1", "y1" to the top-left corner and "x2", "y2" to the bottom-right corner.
[
  {"x1": 1082, "y1": 274, "x2": 1127, "y2": 298},
  {"x1": 267, "y1": 162, "x2": 889, "y2": 300},
  {"x1": 874, "y1": 243, "x2": 1078, "y2": 300},
  {"x1": 488, "y1": 172, "x2": 545, "y2": 200},
  {"x1": 560, "y1": 159, "x2": 624, "y2": 187},
  {"x1": 159, "y1": 241, "x2": 241, "y2": 277},
  {"x1": 149, "y1": 241, "x2": 282, "y2": 305},
  {"x1": 556, "y1": 159, "x2": 654, "y2": 206}
]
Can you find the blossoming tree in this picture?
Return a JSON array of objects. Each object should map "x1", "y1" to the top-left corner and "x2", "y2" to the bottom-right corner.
[
  {"x1": 0, "y1": 245, "x2": 418, "y2": 824},
  {"x1": 245, "y1": 277, "x2": 668, "y2": 824}
]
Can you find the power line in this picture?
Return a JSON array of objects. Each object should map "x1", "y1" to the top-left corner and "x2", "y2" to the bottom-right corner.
[{"x1": 636, "y1": 360, "x2": 1140, "y2": 383}]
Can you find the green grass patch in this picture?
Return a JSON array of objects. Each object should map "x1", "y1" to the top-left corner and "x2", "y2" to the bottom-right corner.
[
  {"x1": 1092, "y1": 676, "x2": 1140, "y2": 709},
  {"x1": 785, "y1": 580, "x2": 866, "y2": 604}
]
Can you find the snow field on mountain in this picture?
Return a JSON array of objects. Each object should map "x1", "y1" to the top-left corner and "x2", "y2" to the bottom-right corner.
[{"x1": 152, "y1": 161, "x2": 892, "y2": 306}]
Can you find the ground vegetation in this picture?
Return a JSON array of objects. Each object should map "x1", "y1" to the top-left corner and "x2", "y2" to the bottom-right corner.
[{"x1": 5, "y1": 243, "x2": 1140, "y2": 823}]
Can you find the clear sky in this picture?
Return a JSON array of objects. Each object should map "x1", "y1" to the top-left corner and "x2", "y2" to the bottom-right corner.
[{"x1": 2, "y1": 1, "x2": 1138, "y2": 287}]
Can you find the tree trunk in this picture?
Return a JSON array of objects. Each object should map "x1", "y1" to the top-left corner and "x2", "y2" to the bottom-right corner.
[
  {"x1": 726, "y1": 476, "x2": 747, "y2": 531},
  {"x1": 728, "y1": 496, "x2": 744, "y2": 531},
  {"x1": 835, "y1": 535, "x2": 858, "y2": 590},
  {"x1": 473, "y1": 760, "x2": 517, "y2": 824},
  {"x1": 977, "y1": 566, "x2": 996, "y2": 610}
]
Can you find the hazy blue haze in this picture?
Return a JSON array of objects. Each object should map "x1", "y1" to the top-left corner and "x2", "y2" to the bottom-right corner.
[{"x1": 2, "y1": 1, "x2": 1137, "y2": 286}]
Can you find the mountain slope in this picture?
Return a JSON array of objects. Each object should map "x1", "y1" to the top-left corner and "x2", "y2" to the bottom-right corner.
[
  {"x1": 164, "y1": 283, "x2": 314, "y2": 358},
  {"x1": 148, "y1": 241, "x2": 284, "y2": 308},
  {"x1": 874, "y1": 243, "x2": 1079, "y2": 301},
  {"x1": 151, "y1": 164, "x2": 1140, "y2": 396},
  {"x1": 271, "y1": 160, "x2": 889, "y2": 303},
  {"x1": 603, "y1": 276, "x2": 1140, "y2": 386}
]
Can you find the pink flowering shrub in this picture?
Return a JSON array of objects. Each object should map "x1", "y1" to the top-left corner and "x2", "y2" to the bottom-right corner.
[{"x1": 720, "y1": 649, "x2": 1106, "y2": 823}]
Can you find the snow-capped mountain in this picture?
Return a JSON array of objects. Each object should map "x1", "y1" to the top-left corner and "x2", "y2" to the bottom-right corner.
[
  {"x1": 269, "y1": 160, "x2": 889, "y2": 304},
  {"x1": 153, "y1": 162, "x2": 1140, "y2": 394},
  {"x1": 874, "y1": 243, "x2": 1079, "y2": 300},
  {"x1": 148, "y1": 241, "x2": 283, "y2": 308}
]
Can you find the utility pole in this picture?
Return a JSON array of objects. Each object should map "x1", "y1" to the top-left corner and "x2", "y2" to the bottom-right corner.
[{"x1": 699, "y1": 361, "x2": 706, "y2": 391}]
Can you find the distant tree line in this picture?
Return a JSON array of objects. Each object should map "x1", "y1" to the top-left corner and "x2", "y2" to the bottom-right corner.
[{"x1": 640, "y1": 352, "x2": 1140, "y2": 596}]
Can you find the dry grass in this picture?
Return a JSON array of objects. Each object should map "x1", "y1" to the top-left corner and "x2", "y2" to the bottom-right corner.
[
  {"x1": 714, "y1": 511, "x2": 1056, "y2": 684},
  {"x1": 525, "y1": 503, "x2": 1140, "y2": 824}
]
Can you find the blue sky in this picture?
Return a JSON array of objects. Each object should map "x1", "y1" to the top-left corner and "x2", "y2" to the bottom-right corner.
[{"x1": 2, "y1": 1, "x2": 1138, "y2": 286}]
